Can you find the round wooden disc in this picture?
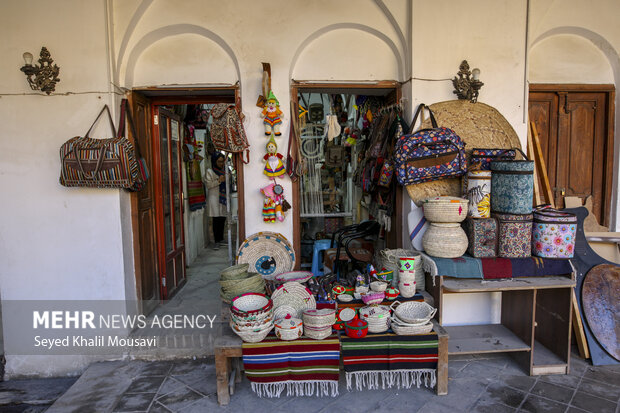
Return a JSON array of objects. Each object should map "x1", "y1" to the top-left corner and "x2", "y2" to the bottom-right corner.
[
  {"x1": 582, "y1": 264, "x2": 620, "y2": 361},
  {"x1": 406, "y1": 100, "x2": 522, "y2": 206}
]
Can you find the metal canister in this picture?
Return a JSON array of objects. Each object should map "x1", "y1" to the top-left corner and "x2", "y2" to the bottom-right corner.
[{"x1": 467, "y1": 170, "x2": 492, "y2": 218}]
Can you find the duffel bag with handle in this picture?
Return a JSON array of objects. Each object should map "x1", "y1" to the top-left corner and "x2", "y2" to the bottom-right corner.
[
  {"x1": 59, "y1": 104, "x2": 142, "y2": 189},
  {"x1": 394, "y1": 104, "x2": 467, "y2": 185}
]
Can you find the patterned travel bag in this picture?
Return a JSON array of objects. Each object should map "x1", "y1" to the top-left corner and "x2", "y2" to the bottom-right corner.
[
  {"x1": 463, "y1": 217, "x2": 498, "y2": 258},
  {"x1": 470, "y1": 148, "x2": 516, "y2": 170},
  {"x1": 394, "y1": 104, "x2": 467, "y2": 185},
  {"x1": 59, "y1": 105, "x2": 143, "y2": 189},
  {"x1": 493, "y1": 212, "x2": 533, "y2": 258},
  {"x1": 490, "y1": 148, "x2": 534, "y2": 214},
  {"x1": 532, "y1": 206, "x2": 577, "y2": 258}
]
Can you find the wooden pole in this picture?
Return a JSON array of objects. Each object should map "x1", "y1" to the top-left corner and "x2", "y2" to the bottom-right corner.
[{"x1": 529, "y1": 122, "x2": 555, "y2": 207}]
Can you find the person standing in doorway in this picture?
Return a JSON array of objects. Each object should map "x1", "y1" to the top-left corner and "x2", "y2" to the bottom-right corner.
[{"x1": 204, "y1": 153, "x2": 227, "y2": 250}]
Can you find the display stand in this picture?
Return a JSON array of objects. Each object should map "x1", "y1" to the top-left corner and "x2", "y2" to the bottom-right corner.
[
  {"x1": 214, "y1": 320, "x2": 449, "y2": 406},
  {"x1": 426, "y1": 273, "x2": 575, "y2": 375}
]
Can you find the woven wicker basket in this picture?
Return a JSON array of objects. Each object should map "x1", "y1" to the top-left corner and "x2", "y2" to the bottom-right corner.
[
  {"x1": 392, "y1": 321, "x2": 433, "y2": 335},
  {"x1": 370, "y1": 281, "x2": 388, "y2": 292},
  {"x1": 275, "y1": 318, "x2": 303, "y2": 341},
  {"x1": 220, "y1": 264, "x2": 250, "y2": 280},
  {"x1": 380, "y1": 249, "x2": 425, "y2": 290},
  {"x1": 303, "y1": 309, "x2": 336, "y2": 327},
  {"x1": 230, "y1": 322, "x2": 274, "y2": 343},
  {"x1": 367, "y1": 318, "x2": 390, "y2": 333},
  {"x1": 398, "y1": 281, "x2": 416, "y2": 298},
  {"x1": 422, "y1": 223, "x2": 468, "y2": 258},
  {"x1": 422, "y1": 196, "x2": 469, "y2": 223},
  {"x1": 390, "y1": 301, "x2": 436, "y2": 324},
  {"x1": 304, "y1": 325, "x2": 332, "y2": 340},
  {"x1": 236, "y1": 232, "x2": 295, "y2": 278}
]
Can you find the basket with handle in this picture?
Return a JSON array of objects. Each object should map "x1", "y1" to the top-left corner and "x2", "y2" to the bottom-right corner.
[{"x1": 390, "y1": 300, "x2": 436, "y2": 324}]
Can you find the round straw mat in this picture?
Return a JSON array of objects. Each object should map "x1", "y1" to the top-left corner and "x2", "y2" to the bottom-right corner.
[
  {"x1": 406, "y1": 100, "x2": 521, "y2": 206},
  {"x1": 236, "y1": 232, "x2": 296, "y2": 277}
]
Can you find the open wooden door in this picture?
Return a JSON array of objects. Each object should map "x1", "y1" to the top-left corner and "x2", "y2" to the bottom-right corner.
[
  {"x1": 129, "y1": 92, "x2": 160, "y2": 314},
  {"x1": 153, "y1": 107, "x2": 186, "y2": 298}
]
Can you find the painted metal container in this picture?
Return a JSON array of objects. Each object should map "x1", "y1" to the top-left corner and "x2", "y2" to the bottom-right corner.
[{"x1": 466, "y1": 170, "x2": 492, "y2": 218}]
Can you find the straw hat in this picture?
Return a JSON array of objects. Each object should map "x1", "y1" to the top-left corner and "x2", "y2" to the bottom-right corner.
[{"x1": 406, "y1": 100, "x2": 521, "y2": 205}]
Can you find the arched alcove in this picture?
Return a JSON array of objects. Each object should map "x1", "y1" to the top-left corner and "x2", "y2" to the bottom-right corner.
[
  {"x1": 123, "y1": 24, "x2": 240, "y2": 87},
  {"x1": 529, "y1": 34, "x2": 613, "y2": 83},
  {"x1": 290, "y1": 24, "x2": 404, "y2": 81}
]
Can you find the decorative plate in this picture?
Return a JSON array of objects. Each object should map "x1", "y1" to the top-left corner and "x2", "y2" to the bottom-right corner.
[{"x1": 236, "y1": 232, "x2": 295, "y2": 278}]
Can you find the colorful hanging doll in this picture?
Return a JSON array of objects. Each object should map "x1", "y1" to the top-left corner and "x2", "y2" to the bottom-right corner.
[
  {"x1": 260, "y1": 182, "x2": 289, "y2": 222},
  {"x1": 263, "y1": 136, "x2": 286, "y2": 177},
  {"x1": 261, "y1": 91, "x2": 283, "y2": 136}
]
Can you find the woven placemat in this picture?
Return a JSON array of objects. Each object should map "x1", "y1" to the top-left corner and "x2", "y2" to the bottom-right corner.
[
  {"x1": 406, "y1": 100, "x2": 521, "y2": 206},
  {"x1": 236, "y1": 232, "x2": 296, "y2": 278}
]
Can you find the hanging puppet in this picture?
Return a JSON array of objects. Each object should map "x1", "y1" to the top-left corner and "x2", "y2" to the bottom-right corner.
[
  {"x1": 261, "y1": 91, "x2": 283, "y2": 136},
  {"x1": 260, "y1": 181, "x2": 290, "y2": 222},
  {"x1": 263, "y1": 136, "x2": 286, "y2": 177}
]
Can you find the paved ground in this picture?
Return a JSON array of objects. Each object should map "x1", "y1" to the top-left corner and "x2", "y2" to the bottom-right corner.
[
  {"x1": 1, "y1": 348, "x2": 618, "y2": 413},
  {"x1": 1, "y1": 247, "x2": 619, "y2": 412}
]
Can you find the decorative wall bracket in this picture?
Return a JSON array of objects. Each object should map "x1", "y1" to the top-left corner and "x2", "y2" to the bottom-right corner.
[
  {"x1": 20, "y1": 47, "x2": 60, "y2": 95},
  {"x1": 452, "y1": 60, "x2": 483, "y2": 103}
]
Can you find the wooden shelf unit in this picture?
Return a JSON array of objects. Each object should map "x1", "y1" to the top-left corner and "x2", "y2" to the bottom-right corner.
[{"x1": 426, "y1": 274, "x2": 575, "y2": 376}]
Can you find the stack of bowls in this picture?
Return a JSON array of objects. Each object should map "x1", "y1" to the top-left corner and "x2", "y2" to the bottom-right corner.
[
  {"x1": 396, "y1": 252, "x2": 424, "y2": 291},
  {"x1": 359, "y1": 305, "x2": 391, "y2": 333},
  {"x1": 421, "y1": 196, "x2": 469, "y2": 258},
  {"x1": 302, "y1": 309, "x2": 336, "y2": 340},
  {"x1": 219, "y1": 264, "x2": 266, "y2": 303},
  {"x1": 229, "y1": 293, "x2": 274, "y2": 343},
  {"x1": 389, "y1": 300, "x2": 435, "y2": 335},
  {"x1": 398, "y1": 271, "x2": 417, "y2": 298}
]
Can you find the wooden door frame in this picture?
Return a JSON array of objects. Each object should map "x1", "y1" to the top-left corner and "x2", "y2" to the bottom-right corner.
[
  {"x1": 129, "y1": 86, "x2": 245, "y2": 303},
  {"x1": 290, "y1": 81, "x2": 403, "y2": 269},
  {"x1": 529, "y1": 84, "x2": 615, "y2": 226}
]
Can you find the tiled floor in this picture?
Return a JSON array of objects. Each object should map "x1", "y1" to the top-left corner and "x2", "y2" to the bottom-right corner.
[{"x1": 50, "y1": 349, "x2": 618, "y2": 413}]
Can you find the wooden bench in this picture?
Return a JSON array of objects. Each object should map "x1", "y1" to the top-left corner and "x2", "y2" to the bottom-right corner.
[{"x1": 214, "y1": 322, "x2": 449, "y2": 405}]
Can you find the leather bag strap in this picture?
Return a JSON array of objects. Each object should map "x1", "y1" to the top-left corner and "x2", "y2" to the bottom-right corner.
[{"x1": 85, "y1": 105, "x2": 117, "y2": 138}]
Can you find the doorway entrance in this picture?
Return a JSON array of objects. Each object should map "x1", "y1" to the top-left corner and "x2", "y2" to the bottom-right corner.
[
  {"x1": 528, "y1": 84, "x2": 615, "y2": 227},
  {"x1": 129, "y1": 87, "x2": 244, "y2": 312},
  {"x1": 290, "y1": 81, "x2": 404, "y2": 271}
]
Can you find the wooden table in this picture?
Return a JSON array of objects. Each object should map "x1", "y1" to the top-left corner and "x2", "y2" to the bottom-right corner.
[
  {"x1": 426, "y1": 274, "x2": 576, "y2": 376},
  {"x1": 214, "y1": 323, "x2": 449, "y2": 405}
]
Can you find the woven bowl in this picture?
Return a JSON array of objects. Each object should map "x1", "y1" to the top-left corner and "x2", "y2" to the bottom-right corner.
[
  {"x1": 220, "y1": 264, "x2": 250, "y2": 280},
  {"x1": 361, "y1": 291, "x2": 385, "y2": 306},
  {"x1": 422, "y1": 196, "x2": 469, "y2": 223},
  {"x1": 344, "y1": 319, "x2": 368, "y2": 339},
  {"x1": 303, "y1": 309, "x2": 336, "y2": 327},
  {"x1": 275, "y1": 271, "x2": 313, "y2": 283},
  {"x1": 230, "y1": 293, "x2": 272, "y2": 316},
  {"x1": 398, "y1": 281, "x2": 417, "y2": 298},
  {"x1": 392, "y1": 321, "x2": 433, "y2": 335},
  {"x1": 338, "y1": 308, "x2": 357, "y2": 323},
  {"x1": 304, "y1": 325, "x2": 332, "y2": 340},
  {"x1": 385, "y1": 287, "x2": 400, "y2": 300},
  {"x1": 355, "y1": 285, "x2": 369, "y2": 294},
  {"x1": 359, "y1": 305, "x2": 391, "y2": 320},
  {"x1": 370, "y1": 281, "x2": 388, "y2": 292},
  {"x1": 220, "y1": 273, "x2": 264, "y2": 290},
  {"x1": 390, "y1": 301, "x2": 437, "y2": 324},
  {"x1": 231, "y1": 322, "x2": 274, "y2": 343},
  {"x1": 338, "y1": 294, "x2": 353, "y2": 303},
  {"x1": 274, "y1": 317, "x2": 303, "y2": 341}
]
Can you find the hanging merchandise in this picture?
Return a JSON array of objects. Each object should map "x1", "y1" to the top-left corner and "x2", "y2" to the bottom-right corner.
[
  {"x1": 325, "y1": 113, "x2": 341, "y2": 142},
  {"x1": 260, "y1": 181, "x2": 290, "y2": 223},
  {"x1": 263, "y1": 136, "x2": 286, "y2": 177},
  {"x1": 209, "y1": 103, "x2": 250, "y2": 163},
  {"x1": 286, "y1": 101, "x2": 305, "y2": 181},
  {"x1": 325, "y1": 142, "x2": 345, "y2": 168},
  {"x1": 394, "y1": 103, "x2": 467, "y2": 185},
  {"x1": 261, "y1": 91, "x2": 283, "y2": 136}
]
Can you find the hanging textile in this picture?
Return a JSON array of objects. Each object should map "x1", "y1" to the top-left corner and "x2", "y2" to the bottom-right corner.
[{"x1": 185, "y1": 160, "x2": 206, "y2": 211}]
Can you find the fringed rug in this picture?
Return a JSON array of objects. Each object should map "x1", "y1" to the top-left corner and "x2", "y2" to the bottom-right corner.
[
  {"x1": 340, "y1": 332, "x2": 438, "y2": 391},
  {"x1": 242, "y1": 334, "x2": 340, "y2": 398}
]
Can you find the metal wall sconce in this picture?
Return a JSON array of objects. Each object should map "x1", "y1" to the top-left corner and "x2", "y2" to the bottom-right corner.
[
  {"x1": 20, "y1": 47, "x2": 60, "y2": 95},
  {"x1": 452, "y1": 60, "x2": 483, "y2": 103}
]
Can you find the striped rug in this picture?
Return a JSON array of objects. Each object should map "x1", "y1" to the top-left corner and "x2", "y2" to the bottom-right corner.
[
  {"x1": 242, "y1": 334, "x2": 340, "y2": 398},
  {"x1": 340, "y1": 332, "x2": 438, "y2": 391}
]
